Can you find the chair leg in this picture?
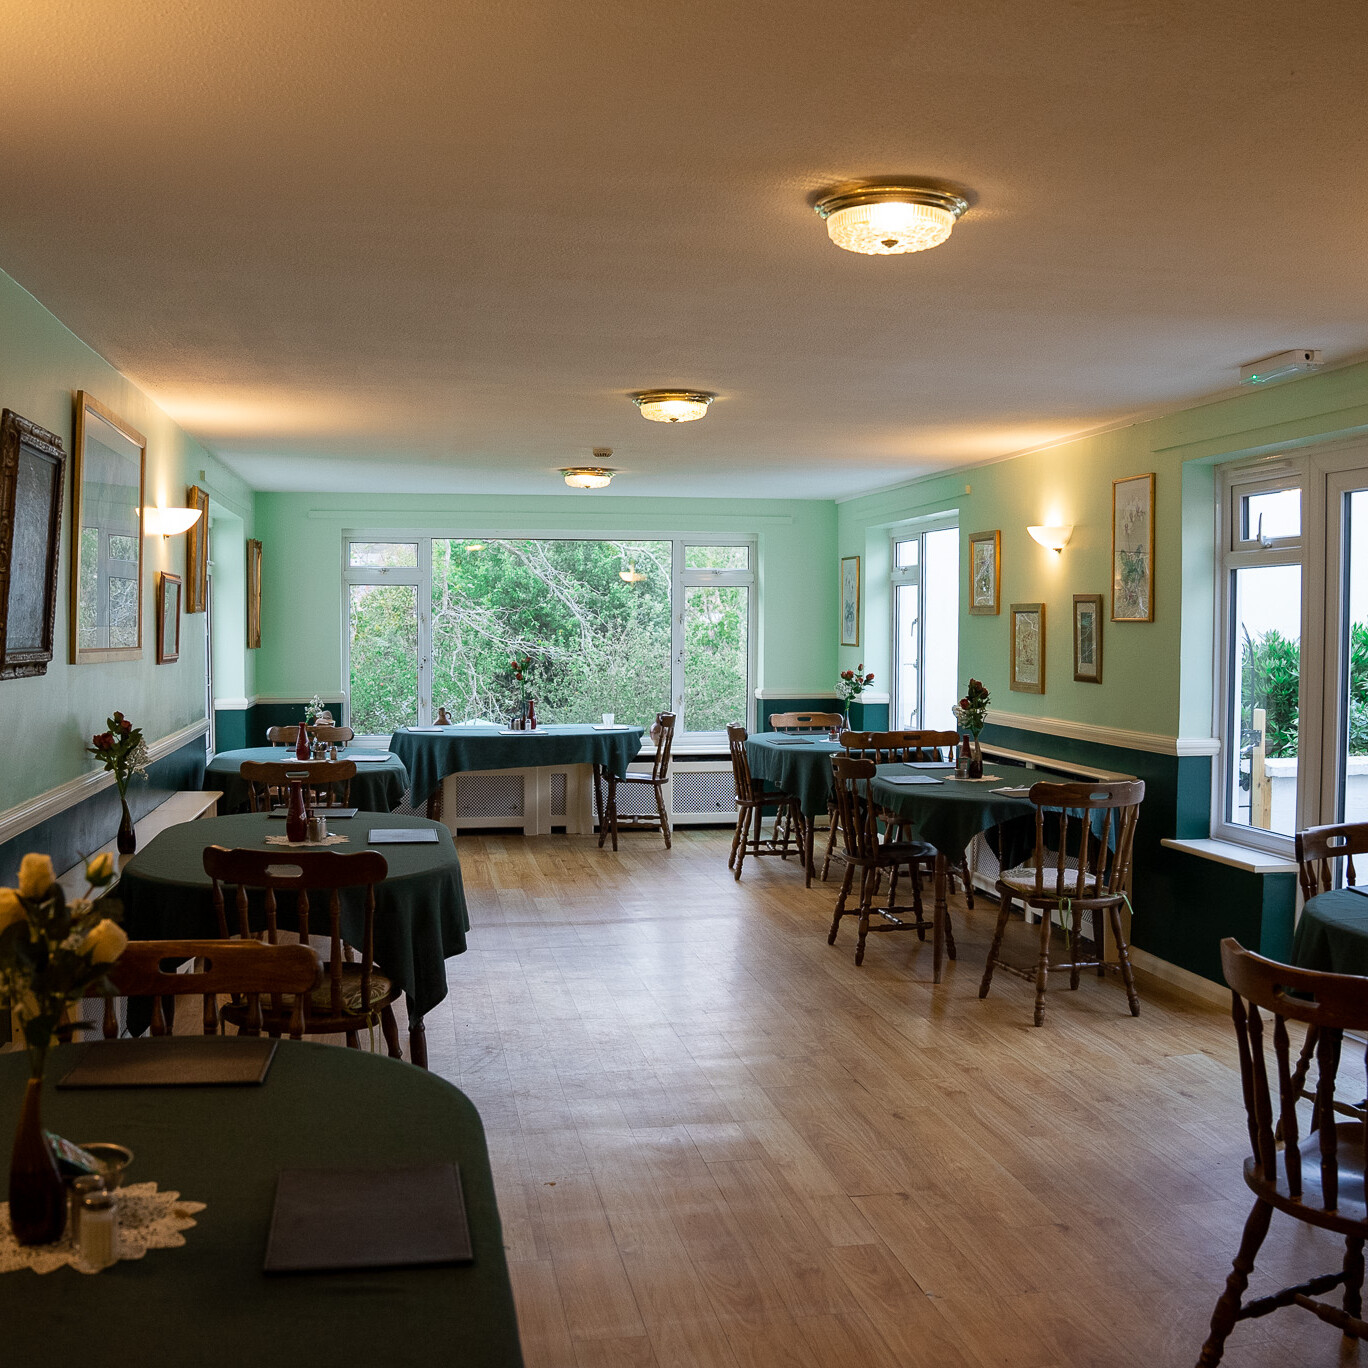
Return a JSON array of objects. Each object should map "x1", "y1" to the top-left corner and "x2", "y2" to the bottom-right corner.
[
  {"x1": 728, "y1": 807, "x2": 744, "y2": 869},
  {"x1": 1033, "y1": 901, "x2": 1053, "y2": 1026},
  {"x1": 960, "y1": 856, "x2": 975, "y2": 910},
  {"x1": 380, "y1": 1005, "x2": 403, "y2": 1060},
  {"x1": 1197, "y1": 1198, "x2": 1274, "y2": 1367},
  {"x1": 345, "y1": 1030, "x2": 361, "y2": 1050},
  {"x1": 1109, "y1": 905, "x2": 1141, "y2": 1016},
  {"x1": 910, "y1": 861, "x2": 925, "y2": 934},
  {"x1": 595, "y1": 765, "x2": 607, "y2": 848},
  {"x1": 1345, "y1": 1236, "x2": 1366, "y2": 1329},
  {"x1": 734, "y1": 806, "x2": 753, "y2": 880},
  {"x1": 829, "y1": 864, "x2": 855, "y2": 943},
  {"x1": 655, "y1": 781, "x2": 672, "y2": 850},
  {"x1": 821, "y1": 807, "x2": 839, "y2": 881},
  {"x1": 1069, "y1": 905, "x2": 1083, "y2": 991},
  {"x1": 980, "y1": 897, "x2": 1014, "y2": 998},
  {"x1": 855, "y1": 867, "x2": 875, "y2": 966}
]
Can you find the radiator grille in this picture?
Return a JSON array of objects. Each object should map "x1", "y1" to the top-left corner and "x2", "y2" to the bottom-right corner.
[
  {"x1": 613, "y1": 783, "x2": 659, "y2": 818},
  {"x1": 456, "y1": 773, "x2": 524, "y2": 817},
  {"x1": 675, "y1": 770, "x2": 736, "y2": 814},
  {"x1": 550, "y1": 772, "x2": 567, "y2": 816}
]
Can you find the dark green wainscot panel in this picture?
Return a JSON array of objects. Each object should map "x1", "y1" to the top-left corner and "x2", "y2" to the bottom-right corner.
[
  {"x1": 243, "y1": 699, "x2": 346, "y2": 747},
  {"x1": 756, "y1": 697, "x2": 890, "y2": 732},
  {"x1": 213, "y1": 707, "x2": 251, "y2": 752}
]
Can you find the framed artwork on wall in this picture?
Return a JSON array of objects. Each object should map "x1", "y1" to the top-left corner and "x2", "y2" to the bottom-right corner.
[
  {"x1": 1073, "y1": 594, "x2": 1103, "y2": 683},
  {"x1": 71, "y1": 392, "x2": 146, "y2": 663},
  {"x1": 157, "y1": 572, "x2": 181, "y2": 664},
  {"x1": 246, "y1": 538, "x2": 262, "y2": 648},
  {"x1": 968, "y1": 530, "x2": 1001, "y2": 615},
  {"x1": 0, "y1": 410, "x2": 65, "y2": 680},
  {"x1": 1010, "y1": 602, "x2": 1045, "y2": 693},
  {"x1": 184, "y1": 484, "x2": 210, "y2": 613},
  {"x1": 1112, "y1": 473, "x2": 1155, "y2": 622},
  {"x1": 840, "y1": 555, "x2": 861, "y2": 646}
]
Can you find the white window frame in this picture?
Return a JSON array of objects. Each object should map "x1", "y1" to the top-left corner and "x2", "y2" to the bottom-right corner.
[
  {"x1": 341, "y1": 531, "x2": 755, "y2": 744},
  {"x1": 889, "y1": 515, "x2": 958, "y2": 733}
]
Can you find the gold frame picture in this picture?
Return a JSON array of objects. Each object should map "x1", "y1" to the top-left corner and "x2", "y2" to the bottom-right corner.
[
  {"x1": 1010, "y1": 602, "x2": 1045, "y2": 694},
  {"x1": 246, "y1": 538, "x2": 262, "y2": 649},
  {"x1": 840, "y1": 555, "x2": 861, "y2": 647},
  {"x1": 184, "y1": 484, "x2": 210, "y2": 613},
  {"x1": 157, "y1": 572, "x2": 181, "y2": 664},
  {"x1": 1073, "y1": 594, "x2": 1103, "y2": 683},
  {"x1": 968, "y1": 530, "x2": 1001, "y2": 615},
  {"x1": 1112, "y1": 473, "x2": 1156, "y2": 622}
]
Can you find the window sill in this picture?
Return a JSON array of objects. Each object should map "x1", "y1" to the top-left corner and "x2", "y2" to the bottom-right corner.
[{"x1": 1160, "y1": 837, "x2": 1298, "y2": 875}]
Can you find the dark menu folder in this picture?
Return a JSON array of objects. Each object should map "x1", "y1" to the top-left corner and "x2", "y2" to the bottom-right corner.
[
  {"x1": 57, "y1": 1037, "x2": 278, "y2": 1088},
  {"x1": 264, "y1": 1164, "x2": 473, "y2": 1273}
]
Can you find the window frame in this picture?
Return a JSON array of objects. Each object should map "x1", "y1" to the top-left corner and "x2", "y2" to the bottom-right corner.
[{"x1": 889, "y1": 514, "x2": 958, "y2": 733}]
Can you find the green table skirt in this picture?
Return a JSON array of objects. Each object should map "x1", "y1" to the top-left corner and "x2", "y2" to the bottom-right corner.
[
  {"x1": 204, "y1": 747, "x2": 411, "y2": 814},
  {"x1": 0, "y1": 1043, "x2": 523, "y2": 1366},
  {"x1": 391, "y1": 725, "x2": 644, "y2": 807},
  {"x1": 872, "y1": 767, "x2": 1035, "y2": 862},
  {"x1": 1293, "y1": 890, "x2": 1368, "y2": 976},
  {"x1": 744, "y1": 735, "x2": 843, "y2": 817},
  {"x1": 117, "y1": 812, "x2": 469, "y2": 1017}
]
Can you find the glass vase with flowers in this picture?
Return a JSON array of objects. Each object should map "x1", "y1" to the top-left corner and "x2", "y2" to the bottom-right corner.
[
  {"x1": 835, "y1": 664, "x2": 876, "y2": 732},
  {"x1": 952, "y1": 678, "x2": 991, "y2": 778},
  {"x1": 87, "y1": 712, "x2": 150, "y2": 854},
  {"x1": 507, "y1": 656, "x2": 535, "y2": 728}
]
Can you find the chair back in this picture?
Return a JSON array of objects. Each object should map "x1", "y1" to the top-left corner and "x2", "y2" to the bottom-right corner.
[
  {"x1": 727, "y1": 725, "x2": 764, "y2": 804},
  {"x1": 312, "y1": 724, "x2": 355, "y2": 745},
  {"x1": 648, "y1": 712, "x2": 677, "y2": 782},
  {"x1": 771, "y1": 711, "x2": 844, "y2": 733},
  {"x1": 203, "y1": 845, "x2": 388, "y2": 1026},
  {"x1": 239, "y1": 759, "x2": 357, "y2": 812},
  {"x1": 1296, "y1": 822, "x2": 1368, "y2": 900},
  {"x1": 266, "y1": 724, "x2": 303, "y2": 745},
  {"x1": 841, "y1": 729, "x2": 958, "y2": 763},
  {"x1": 100, "y1": 939, "x2": 322, "y2": 1039},
  {"x1": 1020, "y1": 779, "x2": 1145, "y2": 903},
  {"x1": 1220, "y1": 938, "x2": 1368, "y2": 1215},
  {"x1": 830, "y1": 755, "x2": 882, "y2": 862}
]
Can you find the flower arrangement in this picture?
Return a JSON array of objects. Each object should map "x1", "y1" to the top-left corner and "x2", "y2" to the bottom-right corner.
[
  {"x1": 508, "y1": 655, "x2": 534, "y2": 716},
  {"x1": 304, "y1": 694, "x2": 329, "y2": 724},
  {"x1": 88, "y1": 712, "x2": 150, "y2": 853},
  {"x1": 0, "y1": 854, "x2": 125, "y2": 1078},
  {"x1": 836, "y1": 664, "x2": 876, "y2": 705},
  {"x1": 952, "y1": 678, "x2": 991, "y2": 738}
]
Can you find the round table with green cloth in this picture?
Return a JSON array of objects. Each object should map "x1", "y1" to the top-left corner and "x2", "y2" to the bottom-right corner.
[
  {"x1": 1292, "y1": 889, "x2": 1368, "y2": 976},
  {"x1": 744, "y1": 733, "x2": 843, "y2": 818},
  {"x1": 117, "y1": 811, "x2": 469, "y2": 1065},
  {"x1": 203, "y1": 746, "x2": 411, "y2": 814},
  {"x1": 0, "y1": 1042, "x2": 523, "y2": 1367},
  {"x1": 391, "y1": 723, "x2": 646, "y2": 809}
]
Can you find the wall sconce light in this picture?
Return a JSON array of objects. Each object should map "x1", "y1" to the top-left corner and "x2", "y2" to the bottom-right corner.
[
  {"x1": 1027, "y1": 524, "x2": 1074, "y2": 553},
  {"x1": 143, "y1": 506, "x2": 203, "y2": 538}
]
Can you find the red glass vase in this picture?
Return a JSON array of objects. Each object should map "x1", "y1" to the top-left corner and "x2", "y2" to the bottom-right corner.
[
  {"x1": 116, "y1": 797, "x2": 136, "y2": 854},
  {"x1": 295, "y1": 717, "x2": 310, "y2": 761},
  {"x1": 8, "y1": 1077, "x2": 66, "y2": 1246},
  {"x1": 285, "y1": 776, "x2": 310, "y2": 842}
]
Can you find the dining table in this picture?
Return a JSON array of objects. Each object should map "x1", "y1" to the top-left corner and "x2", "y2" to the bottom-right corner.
[
  {"x1": 1292, "y1": 887, "x2": 1368, "y2": 976},
  {"x1": 390, "y1": 722, "x2": 645, "y2": 814},
  {"x1": 203, "y1": 745, "x2": 411, "y2": 815},
  {"x1": 116, "y1": 811, "x2": 468, "y2": 1066},
  {"x1": 743, "y1": 732, "x2": 843, "y2": 885},
  {"x1": 0, "y1": 1041, "x2": 523, "y2": 1366}
]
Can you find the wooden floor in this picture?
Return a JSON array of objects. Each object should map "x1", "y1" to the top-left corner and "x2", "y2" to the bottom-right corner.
[{"x1": 407, "y1": 827, "x2": 1358, "y2": 1368}]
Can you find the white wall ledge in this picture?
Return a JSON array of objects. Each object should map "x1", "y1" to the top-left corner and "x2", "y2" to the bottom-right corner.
[{"x1": 1160, "y1": 837, "x2": 1297, "y2": 876}]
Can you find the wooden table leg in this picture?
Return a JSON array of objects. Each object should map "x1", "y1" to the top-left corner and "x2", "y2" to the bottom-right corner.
[
  {"x1": 933, "y1": 852, "x2": 947, "y2": 984},
  {"x1": 804, "y1": 814, "x2": 816, "y2": 887},
  {"x1": 409, "y1": 1011, "x2": 428, "y2": 1069}
]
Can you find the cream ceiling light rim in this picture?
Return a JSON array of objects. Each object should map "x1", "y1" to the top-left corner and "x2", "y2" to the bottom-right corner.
[
  {"x1": 630, "y1": 390, "x2": 715, "y2": 423},
  {"x1": 814, "y1": 182, "x2": 969, "y2": 255},
  {"x1": 562, "y1": 467, "x2": 615, "y2": 489}
]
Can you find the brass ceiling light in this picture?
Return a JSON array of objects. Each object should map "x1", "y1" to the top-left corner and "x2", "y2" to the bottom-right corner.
[
  {"x1": 814, "y1": 181, "x2": 969, "y2": 255},
  {"x1": 630, "y1": 390, "x2": 715, "y2": 423},
  {"x1": 619, "y1": 561, "x2": 647, "y2": 583},
  {"x1": 563, "y1": 448, "x2": 616, "y2": 489}
]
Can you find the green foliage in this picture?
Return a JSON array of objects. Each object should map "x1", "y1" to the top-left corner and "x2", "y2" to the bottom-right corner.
[{"x1": 1239, "y1": 626, "x2": 1300, "y2": 760}]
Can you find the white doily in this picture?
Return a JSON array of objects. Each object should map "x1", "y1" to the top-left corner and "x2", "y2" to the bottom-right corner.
[
  {"x1": 263, "y1": 833, "x2": 350, "y2": 848},
  {"x1": 0, "y1": 1182, "x2": 206, "y2": 1275}
]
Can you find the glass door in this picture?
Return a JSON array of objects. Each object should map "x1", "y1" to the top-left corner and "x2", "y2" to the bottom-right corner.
[
  {"x1": 890, "y1": 524, "x2": 959, "y2": 732},
  {"x1": 1324, "y1": 474, "x2": 1368, "y2": 825}
]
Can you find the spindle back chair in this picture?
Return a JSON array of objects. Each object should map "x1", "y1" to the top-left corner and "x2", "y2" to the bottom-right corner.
[
  {"x1": 239, "y1": 759, "x2": 356, "y2": 813},
  {"x1": 596, "y1": 712, "x2": 677, "y2": 850},
  {"x1": 1296, "y1": 822, "x2": 1368, "y2": 900},
  {"x1": 726, "y1": 725, "x2": 804, "y2": 879}
]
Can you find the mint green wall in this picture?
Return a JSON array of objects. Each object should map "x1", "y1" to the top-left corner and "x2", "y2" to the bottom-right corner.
[
  {"x1": 0, "y1": 269, "x2": 251, "y2": 813},
  {"x1": 839, "y1": 360, "x2": 1368, "y2": 740},
  {"x1": 251, "y1": 493, "x2": 837, "y2": 704}
]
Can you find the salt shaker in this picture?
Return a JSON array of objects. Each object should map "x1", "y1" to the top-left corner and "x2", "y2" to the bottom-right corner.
[
  {"x1": 80, "y1": 1189, "x2": 118, "y2": 1270},
  {"x1": 69, "y1": 1173, "x2": 105, "y2": 1241}
]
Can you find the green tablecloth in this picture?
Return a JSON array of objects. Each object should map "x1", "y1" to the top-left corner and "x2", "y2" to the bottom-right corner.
[
  {"x1": 0, "y1": 1043, "x2": 523, "y2": 1367},
  {"x1": 1293, "y1": 890, "x2": 1368, "y2": 976},
  {"x1": 871, "y1": 766, "x2": 1035, "y2": 861},
  {"x1": 117, "y1": 812, "x2": 468, "y2": 1017},
  {"x1": 204, "y1": 747, "x2": 411, "y2": 815},
  {"x1": 391, "y1": 724, "x2": 645, "y2": 807},
  {"x1": 744, "y1": 734, "x2": 843, "y2": 817}
]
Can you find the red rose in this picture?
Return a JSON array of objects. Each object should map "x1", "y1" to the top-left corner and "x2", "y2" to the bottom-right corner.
[
  {"x1": 865, "y1": 673, "x2": 875, "y2": 683},
  {"x1": 120, "y1": 719, "x2": 132, "y2": 734},
  {"x1": 841, "y1": 670, "x2": 853, "y2": 680}
]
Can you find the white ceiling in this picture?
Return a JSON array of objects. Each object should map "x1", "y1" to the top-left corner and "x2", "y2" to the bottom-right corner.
[{"x1": 2, "y1": 0, "x2": 1366, "y2": 499}]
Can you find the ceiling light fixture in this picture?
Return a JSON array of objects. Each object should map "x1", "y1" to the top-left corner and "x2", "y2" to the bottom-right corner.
[
  {"x1": 142, "y1": 506, "x2": 203, "y2": 538},
  {"x1": 563, "y1": 450, "x2": 616, "y2": 489},
  {"x1": 630, "y1": 390, "x2": 715, "y2": 423},
  {"x1": 1027, "y1": 524, "x2": 1074, "y2": 553},
  {"x1": 814, "y1": 181, "x2": 969, "y2": 255}
]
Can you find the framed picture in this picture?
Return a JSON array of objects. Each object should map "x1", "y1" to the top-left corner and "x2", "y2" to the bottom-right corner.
[
  {"x1": 968, "y1": 530, "x2": 1001, "y2": 615},
  {"x1": 184, "y1": 484, "x2": 210, "y2": 613},
  {"x1": 246, "y1": 538, "x2": 262, "y2": 648},
  {"x1": 840, "y1": 555, "x2": 861, "y2": 647},
  {"x1": 1073, "y1": 594, "x2": 1103, "y2": 683},
  {"x1": 0, "y1": 410, "x2": 65, "y2": 679},
  {"x1": 1112, "y1": 473, "x2": 1155, "y2": 622},
  {"x1": 157, "y1": 572, "x2": 181, "y2": 663},
  {"x1": 71, "y1": 392, "x2": 146, "y2": 664},
  {"x1": 1010, "y1": 602, "x2": 1045, "y2": 694}
]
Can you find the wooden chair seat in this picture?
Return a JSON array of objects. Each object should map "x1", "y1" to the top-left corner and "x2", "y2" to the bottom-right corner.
[
  {"x1": 1243, "y1": 1131, "x2": 1368, "y2": 1236},
  {"x1": 221, "y1": 961, "x2": 400, "y2": 1033},
  {"x1": 997, "y1": 861, "x2": 1105, "y2": 897}
]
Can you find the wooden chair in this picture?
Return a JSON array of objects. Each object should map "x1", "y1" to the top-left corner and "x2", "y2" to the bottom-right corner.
[
  {"x1": 98, "y1": 939, "x2": 323, "y2": 1040},
  {"x1": 978, "y1": 779, "x2": 1144, "y2": 1026},
  {"x1": 1196, "y1": 939, "x2": 1368, "y2": 1365},
  {"x1": 827, "y1": 755, "x2": 946, "y2": 964},
  {"x1": 770, "y1": 711, "x2": 844, "y2": 733},
  {"x1": 1296, "y1": 821, "x2": 1368, "y2": 899},
  {"x1": 203, "y1": 845, "x2": 407, "y2": 1061},
  {"x1": 240, "y1": 759, "x2": 357, "y2": 812},
  {"x1": 727, "y1": 725, "x2": 806, "y2": 880},
  {"x1": 265, "y1": 724, "x2": 355, "y2": 746},
  {"x1": 596, "y1": 712, "x2": 676, "y2": 851}
]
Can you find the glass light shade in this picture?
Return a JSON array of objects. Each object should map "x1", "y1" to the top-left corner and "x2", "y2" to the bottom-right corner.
[
  {"x1": 142, "y1": 506, "x2": 203, "y2": 536},
  {"x1": 619, "y1": 561, "x2": 646, "y2": 583},
  {"x1": 631, "y1": 391, "x2": 713, "y2": 423},
  {"x1": 563, "y1": 468, "x2": 614, "y2": 489},
  {"x1": 824, "y1": 200, "x2": 955, "y2": 255},
  {"x1": 1027, "y1": 524, "x2": 1074, "y2": 552}
]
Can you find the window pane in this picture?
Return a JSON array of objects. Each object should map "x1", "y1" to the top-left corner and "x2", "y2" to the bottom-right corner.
[
  {"x1": 349, "y1": 541, "x2": 418, "y2": 568},
  {"x1": 1228, "y1": 564, "x2": 1301, "y2": 836},
  {"x1": 684, "y1": 545, "x2": 749, "y2": 570},
  {"x1": 894, "y1": 583, "x2": 919, "y2": 729},
  {"x1": 1340, "y1": 491, "x2": 1368, "y2": 822},
  {"x1": 923, "y1": 527, "x2": 960, "y2": 730},
  {"x1": 349, "y1": 584, "x2": 418, "y2": 734},
  {"x1": 429, "y1": 539, "x2": 672, "y2": 728},
  {"x1": 894, "y1": 539, "x2": 918, "y2": 569},
  {"x1": 1241, "y1": 489, "x2": 1300, "y2": 542},
  {"x1": 683, "y1": 585, "x2": 748, "y2": 731}
]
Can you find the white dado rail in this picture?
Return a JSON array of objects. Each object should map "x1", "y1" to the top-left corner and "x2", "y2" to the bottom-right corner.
[{"x1": 986, "y1": 708, "x2": 1220, "y2": 759}]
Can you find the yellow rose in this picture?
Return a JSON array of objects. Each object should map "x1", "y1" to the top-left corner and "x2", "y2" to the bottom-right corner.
[
  {"x1": 0, "y1": 888, "x2": 26, "y2": 934},
  {"x1": 85, "y1": 852, "x2": 115, "y2": 887},
  {"x1": 80, "y1": 919, "x2": 128, "y2": 965},
  {"x1": 17, "y1": 854, "x2": 54, "y2": 900}
]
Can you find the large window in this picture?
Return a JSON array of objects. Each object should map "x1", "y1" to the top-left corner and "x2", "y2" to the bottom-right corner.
[
  {"x1": 890, "y1": 522, "x2": 959, "y2": 732},
  {"x1": 343, "y1": 534, "x2": 754, "y2": 741}
]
